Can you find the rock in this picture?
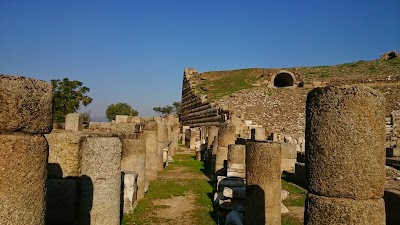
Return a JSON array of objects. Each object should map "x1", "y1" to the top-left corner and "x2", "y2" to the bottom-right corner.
[
  {"x1": 281, "y1": 190, "x2": 289, "y2": 201},
  {"x1": 281, "y1": 203, "x2": 289, "y2": 214}
]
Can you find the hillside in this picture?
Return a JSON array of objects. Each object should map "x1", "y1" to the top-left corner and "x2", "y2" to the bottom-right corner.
[{"x1": 192, "y1": 58, "x2": 400, "y2": 102}]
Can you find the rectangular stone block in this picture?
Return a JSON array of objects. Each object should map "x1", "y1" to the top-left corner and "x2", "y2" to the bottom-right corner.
[
  {"x1": 45, "y1": 131, "x2": 84, "y2": 178},
  {"x1": 115, "y1": 115, "x2": 129, "y2": 123},
  {"x1": 89, "y1": 122, "x2": 101, "y2": 130},
  {"x1": 281, "y1": 142, "x2": 297, "y2": 159},
  {"x1": 65, "y1": 113, "x2": 83, "y2": 131},
  {"x1": 100, "y1": 122, "x2": 112, "y2": 130},
  {"x1": 122, "y1": 172, "x2": 138, "y2": 214},
  {"x1": 0, "y1": 75, "x2": 53, "y2": 134},
  {"x1": 281, "y1": 159, "x2": 296, "y2": 173},
  {"x1": 46, "y1": 179, "x2": 78, "y2": 225}
]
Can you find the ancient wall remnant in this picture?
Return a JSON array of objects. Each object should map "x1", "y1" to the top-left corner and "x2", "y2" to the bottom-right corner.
[
  {"x1": 305, "y1": 86, "x2": 386, "y2": 225},
  {"x1": 65, "y1": 113, "x2": 83, "y2": 131},
  {"x1": 0, "y1": 75, "x2": 53, "y2": 225}
]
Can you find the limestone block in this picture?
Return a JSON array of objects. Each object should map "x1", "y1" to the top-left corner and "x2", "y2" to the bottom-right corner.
[
  {"x1": 245, "y1": 142, "x2": 281, "y2": 225},
  {"x1": 218, "y1": 123, "x2": 237, "y2": 147},
  {"x1": 46, "y1": 131, "x2": 84, "y2": 178},
  {"x1": 207, "y1": 126, "x2": 219, "y2": 149},
  {"x1": 305, "y1": 194, "x2": 385, "y2": 225},
  {"x1": 127, "y1": 116, "x2": 140, "y2": 123},
  {"x1": 141, "y1": 120, "x2": 158, "y2": 131},
  {"x1": 121, "y1": 139, "x2": 146, "y2": 200},
  {"x1": 115, "y1": 115, "x2": 129, "y2": 123},
  {"x1": 122, "y1": 172, "x2": 138, "y2": 214},
  {"x1": 281, "y1": 142, "x2": 297, "y2": 159},
  {"x1": 0, "y1": 134, "x2": 48, "y2": 225},
  {"x1": 251, "y1": 127, "x2": 266, "y2": 141},
  {"x1": 89, "y1": 122, "x2": 101, "y2": 130},
  {"x1": 281, "y1": 159, "x2": 296, "y2": 173},
  {"x1": 0, "y1": 75, "x2": 53, "y2": 134},
  {"x1": 217, "y1": 176, "x2": 246, "y2": 190},
  {"x1": 116, "y1": 123, "x2": 140, "y2": 133},
  {"x1": 46, "y1": 179, "x2": 78, "y2": 225},
  {"x1": 80, "y1": 137, "x2": 122, "y2": 225},
  {"x1": 65, "y1": 113, "x2": 83, "y2": 131},
  {"x1": 227, "y1": 144, "x2": 246, "y2": 166},
  {"x1": 139, "y1": 131, "x2": 158, "y2": 181},
  {"x1": 157, "y1": 122, "x2": 165, "y2": 143},
  {"x1": 100, "y1": 122, "x2": 112, "y2": 130},
  {"x1": 306, "y1": 86, "x2": 386, "y2": 199},
  {"x1": 215, "y1": 146, "x2": 228, "y2": 174},
  {"x1": 223, "y1": 186, "x2": 246, "y2": 199}
]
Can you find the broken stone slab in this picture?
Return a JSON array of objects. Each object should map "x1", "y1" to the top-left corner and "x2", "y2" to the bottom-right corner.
[
  {"x1": 281, "y1": 202, "x2": 289, "y2": 214},
  {"x1": 122, "y1": 171, "x2": 138, "y2": 214},
  {"x1": 227, "y1": 170, "x2": 246, "y2": 179},
  {"x1": 217, "y1": 176, "x2": 246, "y2": 191},
  {"x1": 223, "y1": 186, "x2": 246, "y2": 199}
]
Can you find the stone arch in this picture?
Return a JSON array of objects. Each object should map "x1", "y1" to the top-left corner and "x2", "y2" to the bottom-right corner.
[{"x1": 271, "y1": 70, "x2": 296, "y2": 87}]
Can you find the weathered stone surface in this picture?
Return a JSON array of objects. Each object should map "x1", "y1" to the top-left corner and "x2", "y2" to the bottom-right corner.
[
  {"x1": 121, "y1": 139, "x2": 146, "y2": 200},
  {"x1": 251, "y1": 127, "x2": 266, "y2": 141},
  {"x1": 0, "y1": 134, "x2": 48, "y2": 225},
  {"x1": 245, "y1": 142, "x2": 281, "y2": 225},
  {"x1": 45, "y1": 131, "x2": 84, "y2": 178},
  {"x1": 122, "y1": 172, "x2": 138, "y2": 214},
  {"x1": 305, "y1": 194, "x2": 385, "y2": 225},
  {"x1": 227, "y1": 144, "x2": 246, "y2": 166},
  {"x1": 115, "y1": 115, "x2": 129, "y2": 123},
  {"x1": 207, "y1": 126, "x2": 219, "y2": 149},
  {"x1": 281, "y1": 159, "x2": 296, "y2": 173},
  {"x1": 139, "y1": 130, "x2": 158, "y2": 181},
  {"x1": 65, "y1": 113, "x2": 83, "y2": 131},
  {"x1": 280, "y1": 142, "x2": 297, "y2": 159},
  {"x1": 46, "y1": 179, "x2": 78, "y2": 225},
  {"x1": 141, "y1": 120, "x2": 158, "y2": 131},
  {"x1": 218, "y1": 123, "x2": 237, "y2": 147},
  {"x1": 306, "y1": 86, "x2": 386, "y2": 199},
  {"x1": 80, "y1": 137, "x2": 122, "y2": 225},
  {"x1": 215, "y1": 146, "x2": 228, "y2": 174},
  {"x1": 0, "y1": 75, "x2": 53, "y2": 134}
]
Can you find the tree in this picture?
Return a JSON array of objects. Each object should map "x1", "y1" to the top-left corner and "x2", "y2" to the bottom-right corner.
[
  {"x1": 153, "y1": 105, "x2": 174, "y2": 117},
  {"x1": 106, "y1": 103, "x2": 138, "y2": 121},
  {"x1": 172, "y1": 101, "x2": 181, "y2": 115},
  {"x1": 51, "y1": 78, "x2": 92, "y2": 123}
]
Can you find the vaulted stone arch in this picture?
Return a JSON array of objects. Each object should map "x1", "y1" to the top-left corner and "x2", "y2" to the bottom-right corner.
[{"x1": 271, "y1": 70, "x2": 296, "y2": 87}]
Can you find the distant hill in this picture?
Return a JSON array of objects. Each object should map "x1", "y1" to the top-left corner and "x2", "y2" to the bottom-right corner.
[{"x1": 191, "y1": 58, "x2": 400, "y2": 102}]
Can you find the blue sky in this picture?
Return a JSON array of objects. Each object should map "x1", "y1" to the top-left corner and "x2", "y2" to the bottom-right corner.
[{"x1": 1, "y1": 0, "x2": 399, "y2": 118}]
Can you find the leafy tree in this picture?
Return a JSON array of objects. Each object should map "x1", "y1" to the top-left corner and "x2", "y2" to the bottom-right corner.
[
  {"x1": 51, "y1": 78, "x2": 92, "y2": 123},
  {"x1": 153, "y1": 105, "x2": 174, "y2": 117},
  {"x1": 172, "y1": 101, "x2": 181, "y2": 114},
  {"x1": 106, "y1": 103, "x2": 138, "y2": 121}
]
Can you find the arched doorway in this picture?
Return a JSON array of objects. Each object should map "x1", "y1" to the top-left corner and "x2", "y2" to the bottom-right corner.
[{"x1": 273, "y1": 72, "x2": 294, "y2": 87}]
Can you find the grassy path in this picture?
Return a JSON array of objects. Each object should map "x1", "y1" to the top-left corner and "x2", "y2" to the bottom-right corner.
[
  {"x1": 122, "y1": 147, "x2": 216, "y2": 225},
  {"x1": 122, "y1": 146, "x2": 306, "y2": 225}
]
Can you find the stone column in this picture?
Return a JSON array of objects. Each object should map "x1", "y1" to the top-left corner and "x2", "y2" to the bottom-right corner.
[
  {"x1": 140, "y1": 121, "x2": 159, "y2": 181},
  {"x1": 170, "y1": 125, "x2": 180, "y2": 156},
  {"x1": 80, "y1": 137, "x2": 122, "y2": 225},
  {"x1": 305, "y1": 86, "x2": 386, "y2": 225},
  {"x1": 215, "y1": 123, "x2": 236, "y2": 175},
  {"x1": 121, "y1": 139, "x2": 146, "y2": 200},
  {"x1": 65, "y1": 113, "x2": 83, "y2": 131},
  {"x1": 227, "y1": 144, "x2": 246, "y2": 178},
  {"x1": 156, "y1": 120, "x2": 165, "y2": 172},
  {"x1": 245, "y1": 142, "x2": 281, "y2": 225},
  {"x1": 0, "y1": 75, "x2": 53, "y2": 225}
]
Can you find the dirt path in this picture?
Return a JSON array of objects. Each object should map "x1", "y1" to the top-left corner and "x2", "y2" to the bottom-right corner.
[{"x1": 122, "y1": 146, "x2": 216, "y2": 225}]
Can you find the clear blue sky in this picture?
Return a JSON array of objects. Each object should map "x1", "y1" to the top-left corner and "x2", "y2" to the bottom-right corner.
[{"x1": 1, "y1": 0, "x2": 399, "y2": 118}]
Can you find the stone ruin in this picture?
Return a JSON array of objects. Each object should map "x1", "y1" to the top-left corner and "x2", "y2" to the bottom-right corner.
[
  {"x1": 2, "y1": 73, "x2": 400, "y2": 225},
  {"x1": 0, "y1": 75, "x2": 181, "y2": 225}
]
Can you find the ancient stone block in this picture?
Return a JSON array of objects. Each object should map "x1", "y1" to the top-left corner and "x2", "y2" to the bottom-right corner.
[
  {"x1": 251, "y1": 127, "x2": 266, "y2": 141},
  {"x1": 305, "y1": 194, "x2": 385, "y2": 225},
  {"x1": 280, "y1": 142, "x2": 297, "y2": 159},
  {"x1": 227, "y1": 144, "x2": 246, "y2": 166},
  {"x1": 245, "y1": 142, "x2": 281, "y2": 225},
  {"x1": 218, "y1": 123, "x2": 237, "y2": 147},
  {"x1": 89, "y1": 122, "x2": 101, "y2": 130},
  {"x1": 215, "y1": 146, "x2": 228, "y2": 175},
  {"x1": 122, "y1": 171, "x2": 138, "y2": 214},
  {"x1": 121, "y1": 139, "x2": 146, "y2": 200},
  {"x1": 0, "y1": 75, "x2": 53, "y2": 134},
  {"x1": 46, "y1": 179, "x2": 78, "y2": 225},
  {"x1": 281, "y1": 159, "x2": 296, "y2": 172},
  {"x1": 65, "y1": 113, "x2": 83, "y2": 131},
  {"x1": 141, "y1": 120, "x2": 158, "y2": 131},
  {"x1": 0, "y1": 134, "x2": 48, "y2": 225},
  {"x1": 115, "y1": 115, "x2": 129, "y2": 123},
  {"x1": 45, "y1": 131, "x2": 84, "y2": 178},
  {"x1": 139, "y1": 130, "x2": 158, "y2": 181},
  {"x1": 80, "y1": 137, "x2": 122, "y2": 225},
  {"x1": 306, "y1": 86, "x2": 386, "y2": 199}
]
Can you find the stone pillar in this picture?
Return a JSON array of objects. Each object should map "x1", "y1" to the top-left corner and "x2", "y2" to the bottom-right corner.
[
  {"x1": 65, "y1": 113, "x2": 83, "y2": 131},
  {"x1": 80, "y1": 137, "x2": 122, "y2": 225},
  {"x1": 251, "y1": 127, "x2": 266, "y2": 141},
  {"x1": 0, "y1": 75, "x2": 53, "y2": 225},
  {"x1": 215, "y1": 123, "x2": 236, "y2": 175},
  {"x1": 245, "y1": 142, "x2": 281, "y2": 225},
  {"x1": 207, "y1": 126, "x2": 219, "y2": 149},
  {"x1": 170, "y1": 125, "x2": 180, "y2": 156},
  {"x1": 121, "y1": 139, "x2": 146, "y2": 200},
  {"x1": 157, "y1": 120, "x2": 165, "y2": 172},
  {"x1": 122, "y1": 171, "x2": 138, "y2": 214},
  {"x1": 227, "y1": 144, "x2": 246, "y2": 178},
  {"x1": 140, "y1": 121, "x2": 159, "y2": 181},
  {"x1": 305, "y1": 86, "x2": 386, "y2": 225}
]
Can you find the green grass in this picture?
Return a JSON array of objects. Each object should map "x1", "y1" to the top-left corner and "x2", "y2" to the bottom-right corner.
[
  {"x1": 122, "y1": 153, "x2": 215, "y2": 225},
  {"x1": 192, "y1": 58, "x2": 400, "y2": 101},
  {"x1": 282, "y1": 215, "x2": 303, "y2": 225}
]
